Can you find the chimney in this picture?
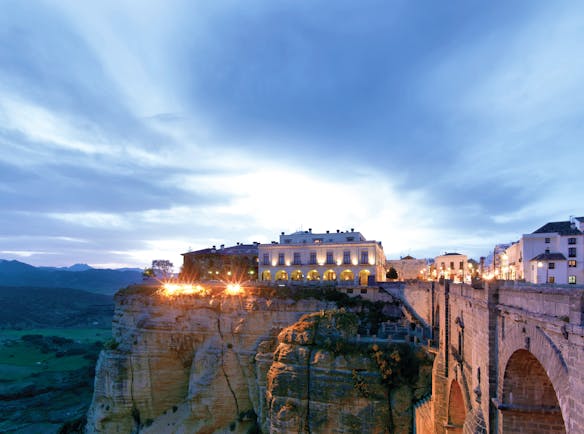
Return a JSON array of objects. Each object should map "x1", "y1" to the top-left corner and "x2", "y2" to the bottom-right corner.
[
  {"x1": 336, "y1": 229, "x2": 340, "y2": 233},
  {"x1": 281, "y1": 231, "x2": 285, "y2": 235},
  {"x1": 309, "y1": 228, "x2": 312, "y2": 233},
  {"x1": 351, "y1": 228, "x2": 354, "y2": 232},
  {"x1": 326, "y1": 230, "x2": 330, "y2": 234}
]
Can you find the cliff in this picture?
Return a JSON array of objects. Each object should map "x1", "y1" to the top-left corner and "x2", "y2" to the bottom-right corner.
[{"x1": 86, "y1": 285, "x2": 432, "y2": 433}]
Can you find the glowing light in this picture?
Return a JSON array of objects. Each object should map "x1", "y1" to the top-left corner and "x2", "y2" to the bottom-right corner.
[
  {"x1": 352, "y1": 259, "x2": 358, "y2": 266},
  {"x1": 369, "y1": 259, "x2": 375, "y2": 266},
  {"x1": 161, "y1": 283, "x2": 207, "y2": 296},
  {"x1": 337, "y1": 259, "x2": 342, "y2": 266},
  {"x1": 225, "y1": 283, "x2": 243, "y2": 295}
]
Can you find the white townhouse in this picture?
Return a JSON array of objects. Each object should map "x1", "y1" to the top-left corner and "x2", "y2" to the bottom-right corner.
[
  {"x1": 258, "y1": 228, "x2": 386, "y2": 285},
  {"x1": 434, "y1": 252, "x2": 470, "y2": 283},
  {"x1": 521, "y1": 216, "x2": 584, "y2": 285}
]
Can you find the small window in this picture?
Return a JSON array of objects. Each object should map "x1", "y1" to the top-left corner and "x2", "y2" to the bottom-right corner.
[
  {"x1": 569, "y1": 275, "x2": 577, "y2": 284},
  {"x1": 313, "y1": 238, "x2": 323, "y2": 244},
  {"x1": 284, "y1": 239, "x2": 291, "y2": 244},
  {"x1": 346, "y1": 236, "x2": 354, "y2": 242},
  {"x1": 347, "y1": 288, "x2": 353, "y2": 294},
  {"x1": 568, "y1": 260, "x2": 577, "y2": 267},
  {"x1": 361, "y1": 251, "x2": 369, "y2": 264},
  {"x1": 450, "y1": 261, "x2": 455, "y2": 270},
  {"x1": 278, "y1": 253, "x2": 285, "y2": 266},
  {"x1": 548, "y1": 262, "x2": 555, "y2": 269},
  {"x1": 326, "y1": 251, "x2": 334, "y2": 265},
  {"x1": 343, "y1": 250, "x2": 351, "y2": 264},
  {"x1": 548, "y1": 276, "x2": 555, "y2": 284},
  {"x1": 545, "y1": 237, "x2": 551, "y2": 243},
  {"x1": 569, "y1": 237, "x2": 577, "y2": 245},
  {"x1": 569, "y1": 247, "x2": 577, "y2": 258},
  {"x1": 262, "y1": 253, "x2": 270, "y2": 266},
  {"x1": 293, "y1": 252, "x2": 301, "y2": 265},
  {"x1": 459, "y1": 261, "x2": 464, "y2": 270},
  {"x1": 309, "y1": 252, "x2": 317, "y2": 265},
  {"x1": 360, "y1": 288, "x2": 367, "y2": 294}
]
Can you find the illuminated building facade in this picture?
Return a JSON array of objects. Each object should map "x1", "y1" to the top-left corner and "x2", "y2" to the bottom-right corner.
[
  {"x1": 386, "y1": 255, "x2": 428, "y2": 280},
  {"x1": 181, "y1": 243, "x2": 258, "y2": 282},
  {"x1": 258, "y1": 229, "x2": 386, "y2": 285},
  {"x1": 520, "y1": 216, "x2": 584, "y2": 285},
  {"x1": 434, "y1": 252, "x2": 470, "y2": 283}
]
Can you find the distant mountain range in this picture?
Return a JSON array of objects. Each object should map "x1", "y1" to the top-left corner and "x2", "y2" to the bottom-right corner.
[{"x1": 0, "y1": 260, "x2": 145, "y2": 295}]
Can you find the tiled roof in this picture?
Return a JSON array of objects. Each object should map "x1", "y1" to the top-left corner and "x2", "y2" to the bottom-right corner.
[
  {"x1": 530, "y1": 252, "x2": 567, "y2": 262},
  {"x1": 182, "y1": 244, "x2": 258, "y2": 256},
  {"x1": 532, "y1": 221, "x2": 582, "y2": 236}
]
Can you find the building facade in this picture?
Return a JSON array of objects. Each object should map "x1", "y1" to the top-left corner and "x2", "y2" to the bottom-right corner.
[
  {"x1": 520, "y1": 216, "x2": 584, "y2": 285},
  {"x1": 433, "y1": 252, "x2": 470, "y2": 283},
  {"x1": 258, "y1": 229, "x2": 386, "y2": 285},
  {"x1": 181, "y1": 243, "x2": 259, "y2": 282},
  {"x1": 386, "y1": 255, "x2": 427, "y2": 280}
]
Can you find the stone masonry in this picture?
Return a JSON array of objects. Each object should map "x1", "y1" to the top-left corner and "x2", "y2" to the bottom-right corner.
[{"x1": 394, "y1": 280, "x2": 584, "y2": 434}]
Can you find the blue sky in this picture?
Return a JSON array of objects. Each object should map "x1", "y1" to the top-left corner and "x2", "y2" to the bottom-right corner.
[{"x1": 1, "y1": 0, "x2": 583, "y2": 269}]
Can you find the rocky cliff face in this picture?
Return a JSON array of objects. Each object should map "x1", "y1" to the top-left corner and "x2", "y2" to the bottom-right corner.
[{"x1": 86, "y1": 286, "x2": 432, "y2": 433}]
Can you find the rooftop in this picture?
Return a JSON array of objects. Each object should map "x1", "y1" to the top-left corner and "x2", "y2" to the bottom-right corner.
[
  {"x1": 530, "y1": 252, "x2": 567, "y2": 262},
  {"x1": 532, "y1": 219, "x2": 584, "y2": 236}
]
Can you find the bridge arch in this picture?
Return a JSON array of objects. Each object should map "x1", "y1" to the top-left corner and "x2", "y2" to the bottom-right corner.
[
  {"x1": 501, "y1": 349, "x2": 565, "y2": 433},
  {"x1": 497, "y1": 320, "x2": 569, "y2": 434},
  {"x1": 446, "y1": 379, "x2": 466, "y2": 433}
]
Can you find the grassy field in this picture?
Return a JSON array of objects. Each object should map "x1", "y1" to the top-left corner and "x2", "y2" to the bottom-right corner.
[{"x1": 0, "y1": 328, "x2": 109, "y2": 382}]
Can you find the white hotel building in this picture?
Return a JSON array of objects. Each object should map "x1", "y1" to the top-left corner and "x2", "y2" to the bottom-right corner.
[{"x1": 258, "y1": 229, "x2": 386, "y2": 285}]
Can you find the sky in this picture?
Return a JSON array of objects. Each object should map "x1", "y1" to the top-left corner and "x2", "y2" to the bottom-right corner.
[{"x1": 1, "y1": 0, "x2": 583, "y2": 269}]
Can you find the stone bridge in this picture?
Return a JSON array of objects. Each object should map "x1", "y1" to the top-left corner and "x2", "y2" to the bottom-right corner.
[{"x1": 387, "y1": 280, "x2": 584, "y2": 434}]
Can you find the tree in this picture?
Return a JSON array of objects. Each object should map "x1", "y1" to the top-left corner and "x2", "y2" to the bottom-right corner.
[
  {"x1": 151, "y1": 260, "x2": 174, "y2": 279},
  {"x1": 386, "y1": 267, "x2": 398, "y2": 280}
]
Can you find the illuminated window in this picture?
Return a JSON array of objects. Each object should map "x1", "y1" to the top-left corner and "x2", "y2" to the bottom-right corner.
[
  {"x1": 343, "y1": 251, "x2": 351, "y2": 264},
  {"x1": 548, "y1": 276, "x2": 555, "y2": 284},
  {"x1": 361, "y1": 251, "x2": 369, "y2": 264},
  {"x1": 569, "y1": 275, "x2": 576, "y2": 284},
  {"x1": 310, "y1": 252, "x2": 317, "y2": 265},
  {"x1": 293, "y1": 252, "x2": 301, "y2": 265},
  {"x1": 326, "y1": 251, "x2": 334, "y2": 265},
  {"x1": 569, "y1": 260, "x2": 577, "y2": 267}
]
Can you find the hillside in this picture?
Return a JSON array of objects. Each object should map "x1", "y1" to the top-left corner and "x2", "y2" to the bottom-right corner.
[
  {"x1": 0, "y1": 286, "x2": 114, "y2": 329},
  {"x1": 0, "y1": 260, "x2": 143, "y2": 295}
]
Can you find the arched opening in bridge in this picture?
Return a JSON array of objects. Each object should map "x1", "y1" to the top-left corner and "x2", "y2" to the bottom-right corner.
[
  {"x1": 275, "y1": 270, "x2": 288, "y2": 281},
  {"x1": 291, "y1": 270, "x2": 303, "y2": 281},
  {"x1": 359, "y1": 269, "x2": 370, "y2": 285},
  {"x1": 501, "y1": 349, "x2": 565, "y2": 434},
  {"x1": 262, "y1": 270, "x2": 271, "y2": 281},
  {"x1": 307, "y1": 270, "x2": 320, "y2": 281},
  {"x1": 323, "y1": 269, "x2": 336, "y2": 281},
  {"x1": 446, "y1": 380, "x2": 466, "y2": 433},
  {"x1": 340, "y1": 269, "x2": 354, "y2": 281}
]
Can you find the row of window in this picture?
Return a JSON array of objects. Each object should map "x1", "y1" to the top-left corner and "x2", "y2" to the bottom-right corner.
[
  {"x1": 440, "y1": 261, "x2": 465, "y2": 270},
  {"x1": 262, "y1": 251, "x2": 370, "y2": 266},
  {"x1": 547, "y1": 276, "x2": 578, "y2": 284},
  {"x1": 545, "y1": 237, "x2": 578, "y2": 244},
  {"x1": 545, "y1": 260, "x2": 578, "y2": 269}
]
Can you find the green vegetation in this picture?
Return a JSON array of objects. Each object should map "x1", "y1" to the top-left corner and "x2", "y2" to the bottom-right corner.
[
  {"x1": 0, "y1": 329, "x2": 108, "y2": 381},
  {"x1": 0, "y1": 327, "x2": 109, "y2": 432}
]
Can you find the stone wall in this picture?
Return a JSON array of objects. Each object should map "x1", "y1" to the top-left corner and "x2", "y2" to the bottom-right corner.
[{"x1": 416, "y1": 279, "x2": 584, "y2": 434}]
